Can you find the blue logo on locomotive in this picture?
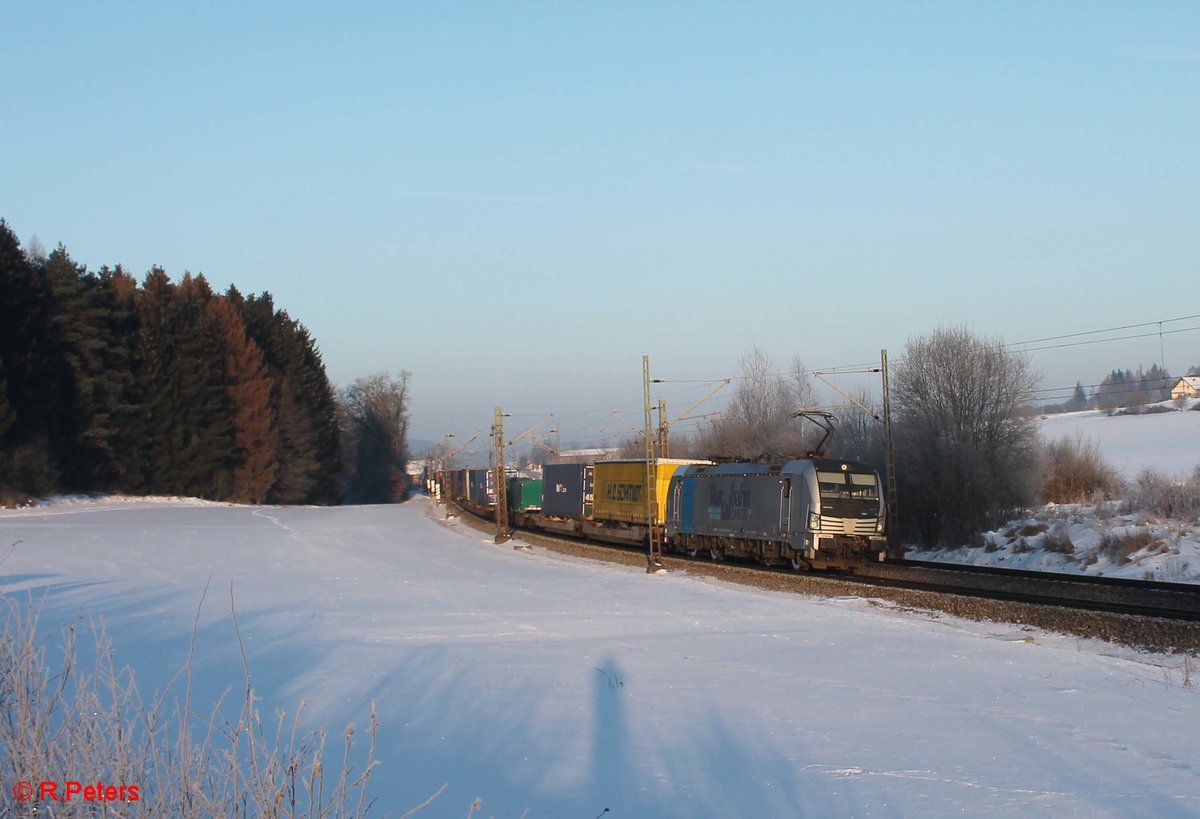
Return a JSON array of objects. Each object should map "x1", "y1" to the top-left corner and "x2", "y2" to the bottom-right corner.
[{"x1": 707, "y1": 483, "x2": 752, "y2": 521}]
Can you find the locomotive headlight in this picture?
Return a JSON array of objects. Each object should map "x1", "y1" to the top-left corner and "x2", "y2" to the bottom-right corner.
[
  {"x1": 808, "y1": 512, "x2": 821, "y2": 531},
  {"x1": 876, "y1": 520, "x2": 885, "y2": 533}
]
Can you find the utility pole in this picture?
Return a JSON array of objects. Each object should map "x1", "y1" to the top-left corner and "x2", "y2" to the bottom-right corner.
[
  {"x1": 804, "y1": 360, "x2": 899, "y2": 557},
  {"x1": 657, "y1": 399, "x2": 669, "y2": 459},
  {"x1": 644, "y1": 356, "x2": 663, "y2": 571},
  {"x1": 492, "y1": 406, "x2": 511, "y2": 544},
  {"x1": 881, "y1": 349, "x2": 900, "y2": 557},
  {"x1": 437, "y1": 432, "x2": 453, "y2": 507},
  {"x1": 441, "y1": 432, "x2": 454, "y2": 516}
]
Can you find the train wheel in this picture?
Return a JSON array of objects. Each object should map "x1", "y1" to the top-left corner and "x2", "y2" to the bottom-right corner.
[
  {"x1": 709, "y1": 546, "x2": 724, "y2": 562},
  {"x1": 790, "y1": 557, "x2": 811, "y2": 571}
]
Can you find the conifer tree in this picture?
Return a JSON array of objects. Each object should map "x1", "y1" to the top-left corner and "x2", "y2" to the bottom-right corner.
[
  {"x1": 171, "y1": 273, "x2": 238, "y2": 498},
  {"x1": 238, "y1": 292, "x2": 340, "y2": 504},
  {"x1": 272, "y1": 373, "x2": 323, "y2": 503},
  {"x1": 0, "y1": 361, "x2": 15, "y2": 441},
  {"x1": 0, "y1": 221, "x2": 70, "y2": 495},
  {"x1": 133, "y1": 270, "x2": 237, "y2": 498},
  {"x1": 1, "y1": 218, "x2": 342, "y2": 504},
  {"x1": 294, "y1": 325, "x2": 341, "y2": 503},
  {"x1": 97, "y1": 265, "x2": 146, "y2": 492},
  {"x1": 208, "y1": 296, "x2": 278, "y2": 503},
  {"x1": 130, "y1": 267, "x2": 177, "y2": 492},
  {"x1": 40, "y1": 246, "x2": 139, "y2": 488},
  {"x1": 1064, "y1": 382, "x2": 1089, "y2": 412}
]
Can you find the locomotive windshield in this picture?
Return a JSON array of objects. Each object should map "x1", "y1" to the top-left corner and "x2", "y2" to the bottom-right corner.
[{"x1": 816, "y1": 471, "x2": 879, "y2": 500}]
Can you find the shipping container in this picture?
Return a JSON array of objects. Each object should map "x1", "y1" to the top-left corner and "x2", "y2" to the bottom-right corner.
[
  {"x1": 591, "y1": 459, "x2": 710, "y2": 526},
  {"x1": 541, "y1": 463, "x2": 594, "y2": 519},
  {"x1": 466, "y1": 468, "x2": 496, "y2": 508},
  {"x1": 446, "y1": 468, "x2": 469, "y2": 503},
  {"x1": 507, "y1": 477, "x2": 543, "y2": 514}
]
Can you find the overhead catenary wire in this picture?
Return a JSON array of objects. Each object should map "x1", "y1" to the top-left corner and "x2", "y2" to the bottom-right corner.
[
  {"x1": 473, "y1": 312, "x2": 1199, "y2": 456},
  {"x1": 1002, "y1": 313, "x2": 1200, "y2": 349},
  {"x1": 1006, "y1": 326, "x2": 1200, "y2": 355}
]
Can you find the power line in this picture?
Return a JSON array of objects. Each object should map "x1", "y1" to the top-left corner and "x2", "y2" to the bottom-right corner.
[
  {"x1": 1003, "y1": 313, "x2": 1200, "y2": 349},
  {"x1": 1009, "y1": 325, "x2": 1200, "y2": 354},
  {"x1": 491, "y1": 313, "x2": 1199, "y2": 445}
]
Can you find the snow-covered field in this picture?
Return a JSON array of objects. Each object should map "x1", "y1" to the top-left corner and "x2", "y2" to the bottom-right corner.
[
  {"x1": 1039, "y1": 403, "x2": 1200, "y2": 480},
  {"x1": 3, "y1": 497, "x2": 1200, "y2": 817}
]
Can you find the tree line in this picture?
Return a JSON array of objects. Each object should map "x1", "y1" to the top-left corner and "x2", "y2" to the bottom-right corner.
[
  {"x1": 1046, "y1": 363, "x2": 1200, "y2": 415},
  {"x1": 642, "y1": 326, "x2": 1200, "y2": 549},
  {"x1": 0, "y1": 220, "x2": 411, "y2": 506},
  {"x1": 652, "y1": 330, "x2": 1051, "y2": 549}
]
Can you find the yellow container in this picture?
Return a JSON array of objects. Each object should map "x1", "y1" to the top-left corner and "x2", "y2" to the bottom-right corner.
[{"x1": 592, "y1": 459, "x2": 709, "y2": 525}]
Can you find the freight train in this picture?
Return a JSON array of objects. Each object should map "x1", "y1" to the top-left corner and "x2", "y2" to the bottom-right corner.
[{"x1": 443, "y1": 456, "x2": 886, "y2": 570}]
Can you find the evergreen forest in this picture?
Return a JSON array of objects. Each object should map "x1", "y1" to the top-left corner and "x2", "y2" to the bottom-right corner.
[{"x1": 0, "y1": 220, "x2": 344, "y2": 506}]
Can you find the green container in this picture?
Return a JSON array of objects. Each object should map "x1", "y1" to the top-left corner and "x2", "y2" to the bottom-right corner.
[{"x1": 507, "y1": 477, "x2": 544, "y2": 514}]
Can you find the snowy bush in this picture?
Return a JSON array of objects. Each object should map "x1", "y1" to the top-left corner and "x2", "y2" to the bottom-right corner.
[
  {"x1": 1128, "y1": 468, "x2": 1200, "y2": 522},
  {"x1": 1042, "y1": 521, "x2": 1075, "y2": 555},
  {"x1": 1040, "y1": 435, "x2": 1120, "y2": 504},
  {"x1": 1097, "y1": 529, "x2": 1161, "y2": 566},
  {"x1": 0, "y1": 440, "x2": 59, "y2": 507}
]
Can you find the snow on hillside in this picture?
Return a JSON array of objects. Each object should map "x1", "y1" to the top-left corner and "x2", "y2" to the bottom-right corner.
[
  {"x1": 3, "y1": 497, "x2": 1200, "y2": 817},
  {"x1": 906, "y1": 509, "x2": 1200, "y2": 583},
  {"x1": 1039, "y1": 402, "x2": 1200, "y2": 479},
  {"x1": 908, "y1": 404, "x2": 1200, "y2": 582}
]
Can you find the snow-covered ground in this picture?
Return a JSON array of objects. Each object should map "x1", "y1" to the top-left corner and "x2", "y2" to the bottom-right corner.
[
  {"x1": 905, "y1": 509, "x2": 1200, "y2": 583},
  {"x1": 3, "y1": 497, "x2": 1200, "y2": 817},
  {"x1": 908, "y1": 404, "x2": 1200, "y2": 582}
]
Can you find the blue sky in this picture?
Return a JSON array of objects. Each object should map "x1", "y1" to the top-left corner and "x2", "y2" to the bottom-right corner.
[{"x1": 3, "y1": 2, "x2": 1197, "y2": 447}]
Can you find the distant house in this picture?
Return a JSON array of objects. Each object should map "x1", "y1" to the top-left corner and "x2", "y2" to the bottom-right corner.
[{"x1": 1171, "y1": 376, "x2": 1200, "y2": 400}]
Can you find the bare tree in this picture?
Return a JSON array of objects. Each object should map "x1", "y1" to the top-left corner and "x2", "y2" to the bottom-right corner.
[
  {"x1": 892, "y1": 326, "x2": 1039, "y2": 547},
  {"x1": 617, "y1": 431, "x2": 647, "y2": 459},
  {"x1": 342, "y1": 371, "x2": 411, "y2": 503},
  {"x1": 694, "y1": 347, "x2": 818, "y2": 461},
  {"x1": 825, "y1": 389, "x2": 885, "y2": 465}
]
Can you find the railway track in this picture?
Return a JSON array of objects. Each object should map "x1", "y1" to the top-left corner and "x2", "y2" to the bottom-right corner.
[
  {"x1": 441, "y1": 502, "x2": 1200, "y2": 651},
  {"x1": 859, "y1": 560, "x2": 1200, "y2": 622}
]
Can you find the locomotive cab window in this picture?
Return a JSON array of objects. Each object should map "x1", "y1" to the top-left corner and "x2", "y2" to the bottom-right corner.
[
  {"x1": 816, "y1": 472, "x2": 879, "y2": 499},
  {"x1": 849, "y1": 473, "x2": 879, "y2": 499}
]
